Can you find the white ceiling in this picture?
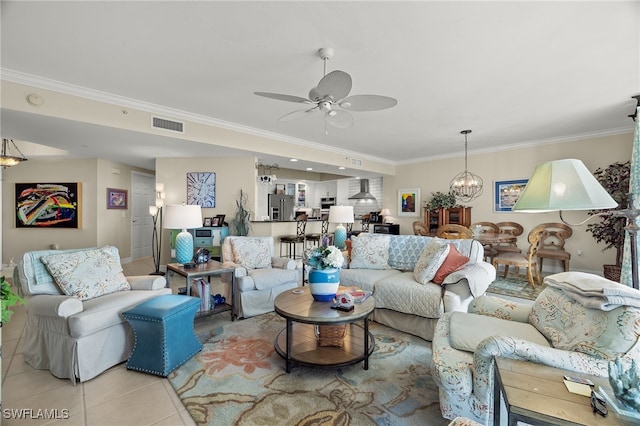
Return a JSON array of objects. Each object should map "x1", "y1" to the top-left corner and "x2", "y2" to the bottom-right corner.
[{"x1": 1, "y1": 1, "x2": 639, "y2": 176}]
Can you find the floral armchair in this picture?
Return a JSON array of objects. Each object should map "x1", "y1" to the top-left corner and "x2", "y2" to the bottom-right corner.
[{"x1": 432, "y1": 279, "x2": 640, "y2": 424}]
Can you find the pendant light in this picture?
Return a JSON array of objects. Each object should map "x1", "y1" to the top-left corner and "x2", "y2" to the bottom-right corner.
[
  {"x1": 449, "y1": 130, "x2": 483, "y2": 202},
  {"x1": 0, "y1": 138, "x2": 28, "y2": 168}
]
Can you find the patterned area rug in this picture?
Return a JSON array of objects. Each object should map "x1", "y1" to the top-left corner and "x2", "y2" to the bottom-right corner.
[
  {"x1": 168, "y1": 312, "x2": 447, "y2": 426},
  {"x1": 487, "y1": 271, "x2": 548, "y2": 301}
]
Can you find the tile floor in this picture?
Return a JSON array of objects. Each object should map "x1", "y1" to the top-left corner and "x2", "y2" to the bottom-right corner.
[{"x1": 1, "y1": 257, "x2": 231, "y2": 426}]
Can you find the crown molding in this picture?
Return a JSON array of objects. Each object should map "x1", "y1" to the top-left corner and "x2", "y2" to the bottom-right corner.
[{"x1": 1, "y1": 68, "x2": 395, "y2": 166}]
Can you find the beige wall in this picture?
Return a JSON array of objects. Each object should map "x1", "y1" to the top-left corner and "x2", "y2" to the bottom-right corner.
[
  {"x1": 2, "y1": 158, "x2": 152, "y2": 263},
  {"x1": 2, "y1": 132, "x2": 633, "y2": 275},
  {"x1": 383, "y1": 133, "x2": 633, "y2": 274},
  {"x1": 155, "y1": 156, "x2": 257, "y2": 265}
]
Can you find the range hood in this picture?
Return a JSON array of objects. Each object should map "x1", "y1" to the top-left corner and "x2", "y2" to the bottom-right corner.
[{"x1": 348, "y1": 179, "x2": 376, "y2": 200}]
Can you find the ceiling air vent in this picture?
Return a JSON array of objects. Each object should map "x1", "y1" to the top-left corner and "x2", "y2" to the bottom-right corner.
[
  {"x1": 152, "y1": 116, "x2": 184, "y2": 133},
  {"x1": 351, "y1": 158, "x2": 363, "y2": 167}
]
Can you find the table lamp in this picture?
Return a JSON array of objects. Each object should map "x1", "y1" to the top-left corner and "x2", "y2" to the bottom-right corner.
[
  {"x1": 163, "y1": 204, "x2": 203, "y2": 266},
  {"x1": 329, "y1": 205, "x2": 354, "y2": 250},
  {"x1": 380, "y1": 208, "x2": 392, "y2": 223}
]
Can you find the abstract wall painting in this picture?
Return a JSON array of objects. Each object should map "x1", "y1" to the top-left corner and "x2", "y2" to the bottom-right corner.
[{"x1": 16, "y1": 182, "x2": 81, "y2": 228}]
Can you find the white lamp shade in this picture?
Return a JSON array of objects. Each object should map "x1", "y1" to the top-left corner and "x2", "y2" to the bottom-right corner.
[
  {"x1": 163, "y1": 204, "x2": 202, "y2": 230},
  {"x1": 329, "y1": 205, "x2": 354, "y2": 224},
  {"x1": 149, "y1": 205, "x2": 158, "y2": 216},
  {"x1": 380, "y1": 208, "x2": 392, "y2": 216},
  {"x1": 513, "y1": 159, "x2": 618, "y2": 212}
]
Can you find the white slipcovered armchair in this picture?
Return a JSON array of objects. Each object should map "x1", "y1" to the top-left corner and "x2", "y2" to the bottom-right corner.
[
  {"x1": 14, "y1": 246, "x2": 171, "y2": 383},
  {"x1": 221, "y1": 236, "x2": 298, "y2": 318},
  {"x1": 432, "y1": 272, "x2": 640, "y2": 424}
]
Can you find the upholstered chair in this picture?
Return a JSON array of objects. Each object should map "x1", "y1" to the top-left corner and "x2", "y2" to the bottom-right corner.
[
  {"x1": 221, "y1": 236, "x2": 298, "y2": 318},
  {"x1": 14, "y1": 246, "x2": 171, "y2": 383},
  {"x1": 432, "y1": 273, "x2": 640, "y2": 423}
]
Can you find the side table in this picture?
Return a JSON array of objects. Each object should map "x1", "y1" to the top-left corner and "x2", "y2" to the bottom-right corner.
[
  {"x1": 165, "y1": 260, "x2": 236, "y2": 321},
  {"x1": 493, "y1": 357, "x2": 636, "y2": 425}
]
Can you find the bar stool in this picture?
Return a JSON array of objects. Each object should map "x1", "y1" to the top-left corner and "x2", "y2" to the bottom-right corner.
[
  {"x1": 306, "y1": 213, "x2": 329, "y2": 247},
  {"x1": 279, "y1": 214, "x2": 308, "y2": 259}
]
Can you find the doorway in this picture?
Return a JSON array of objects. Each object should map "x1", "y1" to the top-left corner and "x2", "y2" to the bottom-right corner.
[{"x1": 131, "y1": 172, "x2": 155, "y2": 260}]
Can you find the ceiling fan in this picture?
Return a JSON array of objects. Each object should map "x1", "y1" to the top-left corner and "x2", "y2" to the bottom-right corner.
[{"x1": 255, "y1": 47, "x2": 397, "y2": 132}]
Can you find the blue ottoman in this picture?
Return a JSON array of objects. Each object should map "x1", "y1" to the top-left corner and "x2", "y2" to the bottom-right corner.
[{"x1": 122, "y1": 294, "x2": 203, "y2": 377}]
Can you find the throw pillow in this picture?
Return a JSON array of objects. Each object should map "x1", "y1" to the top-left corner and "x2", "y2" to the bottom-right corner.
[
  {"x1": 230, "y1": 237, "x2": 272, "y2": 269},
  {"x1": 432, "y1": 243, "x2": 470, "y2": 284},
  {"x1": 413, "y1": 239, "x2": 450, "y2": 284},
  {"x1": 349, "y1": 234, "x2": 391, "y2": 269},
  {"x1": 40, "y1": 246, "x2": 130, "y2": 300}
]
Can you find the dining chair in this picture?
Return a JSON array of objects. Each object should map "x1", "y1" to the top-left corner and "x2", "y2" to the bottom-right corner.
[
  {"x1": 470, "y1": 222, "x2": 499, "y2": 261},
  {"x1": 436, "y1": 224, "x2": 473, "y2": 239},
  {"x1": 532, "y1": 222, "x2": 573, "y2": 272},
  {"x1": 494, "y1": 221, "x2": 524, "y2": 254},
  {"x1": 492, "y1": 227, "x2": 545, "y2": 288},
  {"x1": 413, "y1": 221, "x2": 430, "y2": 236},
  {"x1": 279, "y1": 214, "x2": 308, "y2": 259}
]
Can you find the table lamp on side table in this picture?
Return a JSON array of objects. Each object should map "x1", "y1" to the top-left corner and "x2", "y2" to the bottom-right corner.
[
  {"x1": 329, "y1": 205, "x2": 354, "y2": 250},
  {"x1": 163, "y1": 204, "x2": 203, "y2": 268}
]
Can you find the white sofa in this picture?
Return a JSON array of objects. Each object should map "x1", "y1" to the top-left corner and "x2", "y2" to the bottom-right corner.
[
  {"x1": 14, "y1": 246, "x2": 171, "y2": 383},
  {"x1": 340, "y1": 234, "x2": 496, "y2": 341},
  {"x1": 221, "y1": 236, "x2": 298, "y2": 318},
  {"x1": 432, "y1": 274, "x2": 640, "y2": 423}
]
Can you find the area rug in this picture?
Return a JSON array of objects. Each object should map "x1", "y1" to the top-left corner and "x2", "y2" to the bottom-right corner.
[
  {"x1": 486, "y1": 271, "x2": 548, "y2": 301},
  {"x1": 168, "y1": 312, "x2": 447, "y2": 426}
]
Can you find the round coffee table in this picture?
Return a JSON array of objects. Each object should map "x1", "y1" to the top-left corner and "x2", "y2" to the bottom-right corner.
[{"x1": 273, "y1": 287, "x2": 375, "y2": 373}]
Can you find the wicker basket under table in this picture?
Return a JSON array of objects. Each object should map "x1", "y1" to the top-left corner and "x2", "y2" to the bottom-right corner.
[{"x1": 315, "y1": 324, "x2": 347, "y2": 347}]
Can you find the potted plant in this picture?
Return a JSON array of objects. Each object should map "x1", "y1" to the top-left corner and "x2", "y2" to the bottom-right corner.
[
  {"x1": 231, "y1": 189, "x2": 252, "y2": 236},
  {"x1": 1, "y1": 275, "x2": 25, "y2": 324},
  {"x1": 424, "y1": 191, "x2": 457, "y2": 211},
  {"x1": 586, "y1": 161, "x2": 630, "y2": 281}
]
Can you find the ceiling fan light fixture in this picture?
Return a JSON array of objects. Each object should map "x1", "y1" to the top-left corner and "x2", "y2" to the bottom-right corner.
[
  {"x1": 449, "y1": 130, "x2": 483, "y2": 202},
  {"x1": 255, "y1": 47, "x2": 397, "y2": 131},
  {"x1": 0, "y1": 138, "x2": 28, "y2": 168}
]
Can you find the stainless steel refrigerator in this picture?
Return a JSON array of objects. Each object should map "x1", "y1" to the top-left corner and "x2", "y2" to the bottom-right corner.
[{"x1": 268, "y1": 194, "x2": 294, "y2": 221}]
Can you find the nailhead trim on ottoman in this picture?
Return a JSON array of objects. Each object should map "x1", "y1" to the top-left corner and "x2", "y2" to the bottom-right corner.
[{"x1": 122, "y1": 294, "x2": 203, "y2": 377}]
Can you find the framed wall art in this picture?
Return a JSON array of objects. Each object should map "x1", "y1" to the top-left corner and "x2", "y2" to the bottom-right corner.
[
  {"x1": 16, "y1": 182, "x2": 82, "y2": 228},
  {"x1": 107, "y1": 188, "x2": 128, "y2": 209},
  {"x1": 187, "y1": 172, "x2": 216, "y2": 207},
  {"x1": 494, "y1": 179, "x2": 528, "y2": 212},
  {"x1": 398, "y1": 188, "x2": 421, "y2": 217}
]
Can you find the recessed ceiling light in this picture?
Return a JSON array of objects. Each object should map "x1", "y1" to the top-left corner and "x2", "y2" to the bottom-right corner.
[
  {"x1": 289, "y1": 158, "x2": 298, "y2": 162},
  {"x1": 338, "y1": 166, "x2": 345, "y2": 170},
  {"x1": 306, "y1": 167, "x2": 313, "y2": 171}
]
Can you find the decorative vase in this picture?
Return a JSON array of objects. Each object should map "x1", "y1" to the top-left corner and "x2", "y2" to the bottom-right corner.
[{"x1": 308, "y1": 268, "x2": 340, "y2": 302}]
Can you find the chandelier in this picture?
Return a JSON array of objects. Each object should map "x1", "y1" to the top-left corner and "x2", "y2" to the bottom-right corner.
[
  {"x1": 449, "y1": 130, "x2": 483, "y2": 202},
  {"x1": 0, "y1": 138, "x2": 28, "y2": 168}
]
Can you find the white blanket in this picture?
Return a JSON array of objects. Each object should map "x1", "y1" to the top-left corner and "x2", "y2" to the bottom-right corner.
[{"x1": 544, "y1": 271, "x2": 640, "y2": 311}]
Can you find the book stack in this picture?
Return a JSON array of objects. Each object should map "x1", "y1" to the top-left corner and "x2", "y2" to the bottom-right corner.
[{"x1": 337, "y1": 286, "x2": 372, "y2": 303}]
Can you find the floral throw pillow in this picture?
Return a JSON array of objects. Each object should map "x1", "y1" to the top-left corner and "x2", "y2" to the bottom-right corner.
[
  {"x1": 40, "y1": 246, "x2": 130, "y2": 300},
  {"x1": 230, "y1": 237, "x2": 272, "y2": 269},
  {"x1": 414, "y1": 239, "x2": 450, "y2": 284},
  {"x1": 349, "y1": 234, "x2": 391, "y2": 269}
]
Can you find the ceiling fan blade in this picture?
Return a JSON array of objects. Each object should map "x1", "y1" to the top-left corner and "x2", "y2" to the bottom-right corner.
[
  {"x1": 278, "y1": 106, "x2": 319, "y2": 122},
  {"x1": 326, "y1": 109, "x2": 353, "y2": 129},
  {"x1": 313, "y1": 70, "x2": 352, "y2": 101},
  {"x1": 254, "y1": 92, "x2": 312, "y2": 104},
  {"x1": 339, "y1": 95, "x2": 398, "y2": 111}
]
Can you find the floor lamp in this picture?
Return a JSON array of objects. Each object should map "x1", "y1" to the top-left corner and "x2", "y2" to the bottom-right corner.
[
  {"x1": 512, "y1": 159, "x2": 639, "y2": 289},
  {"x1": 149, "y1": 183, "x2": 165, "y2": 275}
]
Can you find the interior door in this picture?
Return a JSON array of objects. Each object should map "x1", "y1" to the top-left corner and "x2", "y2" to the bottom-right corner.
[{"x1": 131, "y1": 172, "x2": 155, "y2": 260}]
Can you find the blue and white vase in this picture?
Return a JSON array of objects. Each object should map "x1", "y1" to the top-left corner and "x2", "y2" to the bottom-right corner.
[{"x1": 308, "y1": 268, "x2": 340, "y2": 302}]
